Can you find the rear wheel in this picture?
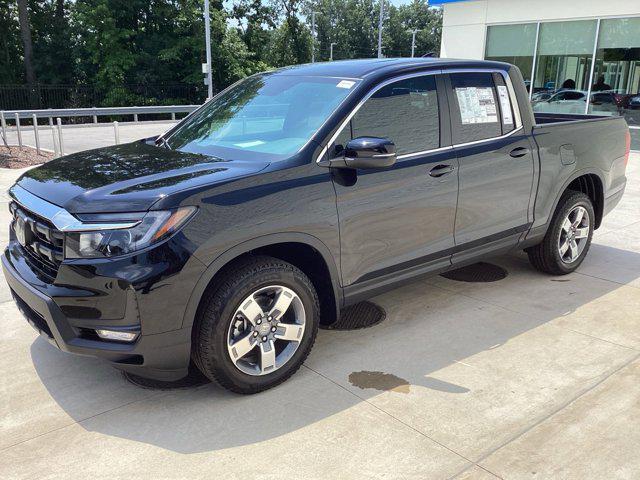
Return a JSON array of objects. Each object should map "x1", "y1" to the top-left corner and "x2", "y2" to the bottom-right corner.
[
  {"x1": 192, "y1": 256, "x2": 319, "y2": 394},
  {"x1": 526, "y1": 191, "x2": 594, "y2": 275}
]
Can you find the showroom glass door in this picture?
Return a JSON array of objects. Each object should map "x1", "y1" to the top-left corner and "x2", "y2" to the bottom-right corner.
[
  {"x1": 588, "y1": 17, "x2": 640, "y2": 131},
  {"x1": 531, "y1": 20, "x2": 598, "y2": 115}
]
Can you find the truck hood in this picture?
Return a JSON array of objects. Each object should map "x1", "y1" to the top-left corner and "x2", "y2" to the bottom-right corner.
[{"x1": 16, "y1": 142, "x2": 270, "y2": 213}]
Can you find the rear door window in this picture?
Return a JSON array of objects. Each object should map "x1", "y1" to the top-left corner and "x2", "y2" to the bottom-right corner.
[{"x1": 449, "y1": 72, "x2": 502, "y2": 144}]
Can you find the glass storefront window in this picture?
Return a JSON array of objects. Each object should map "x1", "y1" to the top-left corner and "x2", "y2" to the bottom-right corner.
[
  {"x1": 588, "y1": 17, "x2": 640, "y2": 127},
  {"x1": 485, "y1": 24, "x2": 537, "y2": 91},
  {"x1": 531, "y1": 20, "x2": 597, "y2": 115}
]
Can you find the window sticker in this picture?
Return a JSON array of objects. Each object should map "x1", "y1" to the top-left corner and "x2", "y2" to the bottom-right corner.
[
  {"x1": 455, "y1": 87, "x2": 498, "y2": 124},
  {"x1": 337, "y1": 80, "x2": 356, "y2": 89},
  {"x1": 497, "y1": 85, "x2": 514, "y2": 125}
]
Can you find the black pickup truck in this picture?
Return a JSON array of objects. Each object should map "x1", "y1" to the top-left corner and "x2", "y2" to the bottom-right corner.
[{"x1": 3, "y1": 59, "x2": 630, "y2": 393}]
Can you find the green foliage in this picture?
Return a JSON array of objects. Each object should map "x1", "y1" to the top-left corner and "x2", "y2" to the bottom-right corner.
[
  {"x1": 305, "y1": 0, "x2": 442, "y2": 60},
  {"x1": 3, "y1": 0, "x2": 443, "y2": 106},
  {"x1": 0, "y1": 0, "x2": 24, "y2": 84}
]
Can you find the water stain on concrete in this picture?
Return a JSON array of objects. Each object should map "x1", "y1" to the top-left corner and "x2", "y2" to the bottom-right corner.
[{"x1": 348, "y1": 371, "x2": 411, "y2": 394}]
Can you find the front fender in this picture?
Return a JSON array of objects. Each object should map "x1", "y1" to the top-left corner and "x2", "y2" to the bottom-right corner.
[{"x1": 181, "y1": 232, "x2": 342, "y2": 331}]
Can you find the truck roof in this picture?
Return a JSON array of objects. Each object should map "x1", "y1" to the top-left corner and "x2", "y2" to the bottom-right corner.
[{"x1": 272, "y1": 58, "x2": 512, "y2": 79}]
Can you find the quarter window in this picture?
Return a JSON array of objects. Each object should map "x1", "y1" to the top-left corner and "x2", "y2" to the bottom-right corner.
[{"x1": 334, "y1": 75, "x2": 440, "y2": 156}]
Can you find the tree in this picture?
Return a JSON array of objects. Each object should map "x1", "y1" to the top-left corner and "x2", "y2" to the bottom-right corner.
[
  {"x1": 0, "y1": 0, "x2": 23, "y2": 84},
  {"x1": 231, "y1": 0, "x2": 277, "y2": 64},
  {"x1": 17, "y1": 0, "x2": 36, "y2": 87},
  {"x1": 0, "y1": 0, "x2": 444, "y2": 109},
  {"x1": 303, "y1": 0, "x2": 441, "y2": 60},
  {"x1": 272, "y1": 0, "x2": 312, "y2": 66}
]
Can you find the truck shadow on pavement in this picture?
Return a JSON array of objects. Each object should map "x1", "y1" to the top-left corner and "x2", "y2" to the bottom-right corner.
[{"x1": 30, "y1": 247, "x2": 640, "y2": 454}]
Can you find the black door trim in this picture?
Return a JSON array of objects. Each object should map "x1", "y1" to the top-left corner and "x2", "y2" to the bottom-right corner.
[{"x1": 351, "y1": 222, "x2": 531, "y2": 285}]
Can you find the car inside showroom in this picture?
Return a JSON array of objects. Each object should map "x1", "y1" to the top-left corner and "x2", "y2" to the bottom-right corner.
[{"x1": 436, "y1": 0, "x2": 640, "y2": 148}]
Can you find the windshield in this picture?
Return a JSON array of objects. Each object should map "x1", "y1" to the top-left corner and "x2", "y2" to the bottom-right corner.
[{"x1": 166, "y1": 73, "x2": 359, "y2": 161}]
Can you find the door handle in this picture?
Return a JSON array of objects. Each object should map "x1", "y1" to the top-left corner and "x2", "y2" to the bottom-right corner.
[
  {"x1": 509, "y1": 147, "x2": 529, "y2": 158},
  {"x1": 429, "y1": 164, "x2": 455, "y2": 178}
]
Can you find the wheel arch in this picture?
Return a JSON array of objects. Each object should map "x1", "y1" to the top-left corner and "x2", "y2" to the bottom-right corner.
[
  {"x1": 549, "y1": 169, "x2": 605, "y2": 230},
  {"x1": 182, "y1": 233, "x2": 342, "y2": 332}
]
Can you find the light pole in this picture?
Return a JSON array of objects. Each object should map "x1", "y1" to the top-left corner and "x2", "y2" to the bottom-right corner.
[
  {"x1": 409, "y1": 29, "x2": 421, "y2": 58},
  {"x1": 203, "y1": 0, "x2": 213, "y2": 99},
  {"x1": 377, "y1": 0, "x2": 384, "y2": 58},
  {"x1": 330, "y1": 42, "x2": 336, "y2": 61},
  {"x1": 311, "y1": 11, "x2": 318, "y2": 63}
]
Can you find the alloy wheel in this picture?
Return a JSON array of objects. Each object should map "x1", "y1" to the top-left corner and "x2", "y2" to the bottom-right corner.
[
  {"x1": 558, "y1": 205, "x2": 590, "y2": 264},
  {"x1": 226, "y1": 285, "x2": 306, "y2": 376}
]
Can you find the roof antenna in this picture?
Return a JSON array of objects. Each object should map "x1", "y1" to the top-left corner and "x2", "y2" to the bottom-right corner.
[{"x1": 422, "y1": 52, "x2": 438, "y2": 58}]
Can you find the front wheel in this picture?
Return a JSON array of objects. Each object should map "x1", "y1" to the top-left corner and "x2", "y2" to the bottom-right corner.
[
  {"x1": 192, "y1": 256, "x2": 319, "y2": 394},
  {"x1": 526, "y1": 191, "x2": 595, "y2": 275}
]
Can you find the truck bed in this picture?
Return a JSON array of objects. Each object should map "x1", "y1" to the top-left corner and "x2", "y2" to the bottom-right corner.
[
  {"x1": 534, "y1": 112, "x2": 616, "y2": 125},
  {"x1": 530, "y1": 112, "x2": 629, "y2": 232}
]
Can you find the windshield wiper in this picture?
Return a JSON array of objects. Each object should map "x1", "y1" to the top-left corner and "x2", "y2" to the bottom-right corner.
[{"x1": 155, "y1": 136, "x2": 172, "y2": 150}]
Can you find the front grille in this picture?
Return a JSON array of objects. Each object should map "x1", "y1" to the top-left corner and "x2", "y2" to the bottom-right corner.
[
  {"x1": 11, "y1": 288, "x2": 54, "y2": 338},
  {"x1": 10, "y1": 201, "x2": 64, "y2": 280}
]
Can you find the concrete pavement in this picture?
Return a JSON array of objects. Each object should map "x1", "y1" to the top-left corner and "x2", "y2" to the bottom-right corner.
[{"x1": 0, "y1": 153, "x2": 639, "y2": 479}]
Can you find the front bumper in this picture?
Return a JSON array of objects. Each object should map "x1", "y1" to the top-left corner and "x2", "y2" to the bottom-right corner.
[{"x1": 3, "y1": 238, "x2": 204, "y2": 381}]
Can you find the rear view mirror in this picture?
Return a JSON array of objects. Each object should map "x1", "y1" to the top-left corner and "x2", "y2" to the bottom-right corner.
[{"x1": 322, "y1": 137, "x2": 397, "y2": 169}]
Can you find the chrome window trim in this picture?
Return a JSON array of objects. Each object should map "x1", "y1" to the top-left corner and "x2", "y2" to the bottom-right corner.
[
  {"x1": 397, "y1": 146, "x2": 453, "y2": 160},
  {"x1": 315, "y1": 67, "x2": 524, "y2": 164},
  {"x1": 9, "y1": 185, "x2": 140, "y2": 232},
  {"x1": 453, "y1": 126, "x2": 524, "y2": 149}
]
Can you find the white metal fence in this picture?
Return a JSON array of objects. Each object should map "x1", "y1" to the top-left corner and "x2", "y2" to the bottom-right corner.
[{"x1": 0, "y1": 105, "x2": 198, "y2": 157}]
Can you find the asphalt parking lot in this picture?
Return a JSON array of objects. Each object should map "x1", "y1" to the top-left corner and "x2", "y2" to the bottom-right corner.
[{"x1": 0, "y1": 153, "x2": 639, "y2": 479}]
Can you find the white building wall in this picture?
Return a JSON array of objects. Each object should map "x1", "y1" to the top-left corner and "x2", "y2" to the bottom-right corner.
[{"x1": 440, "y1": 0, "x2": 640, "y2": 59}]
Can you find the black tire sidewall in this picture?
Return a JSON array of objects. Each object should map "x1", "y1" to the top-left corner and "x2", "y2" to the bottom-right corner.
[
  {"x1": 200, "y1": 261, "x2": 319, "y2": 392},
  {"x1": 547, "y1": 192, "x2": 595, "y2": 274}
]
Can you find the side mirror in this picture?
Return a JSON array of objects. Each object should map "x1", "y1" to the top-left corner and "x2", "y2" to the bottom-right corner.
[{"x1": 321, "y1": 137, "x2": 397, "y2": 169}]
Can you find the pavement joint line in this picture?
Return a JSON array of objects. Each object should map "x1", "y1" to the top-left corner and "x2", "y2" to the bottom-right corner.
[
  {"x1": 0, "y1": 387, "x2": 165, "y2": 453},
  {"x1": 458, "y1": 351, "x2": 640, "y2": 478},
  {"x1": 425, "y1": 276, "x2": 640, "y2": 353},
  {"x1": 301, "y1": 363, "x2": 480, "y2": 471},
  {"x1": 450, "y1": 464, "x2": 504, "y2": 480},
  {"x1": 562, "y1": 328, "x2": 640, "y2": 352},
  {"x1": 572, "y1": 269, "x2": 640, "y2": 291}
]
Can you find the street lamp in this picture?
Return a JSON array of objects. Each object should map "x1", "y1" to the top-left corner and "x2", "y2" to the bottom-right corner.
[
  {"x1": 203, "y1": 0, "x2": 213, "y2": 99},
  {"x1": 409, "y1": 29, "x2": 421, "y2": 58},
  {"x1": 330, "y1": 42, "x2": 337, "y2": 61},
  {"x1": 377, "y1": 0, "x2": 384, "y2": 58},
  {"x1": 311, "y1": 11, "x2": 319, "y2": 63}
]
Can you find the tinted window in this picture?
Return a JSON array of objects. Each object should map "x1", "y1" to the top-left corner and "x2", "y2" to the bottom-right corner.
[
  {"x1": 564, "y1": 91, "x2": 585, "y2": 100},
  {"x1": 592, "y1": 92, "x2": 614, "y2": 104},
  {"x1": 450, "y1": 72, "x2": 501, "y2": 143},
  {"x1": 335, "y1": 75, "x2": 440, "y2": 156},
  {"x1": 493, "y1": 73, "x2": 516, "y2": 134}
]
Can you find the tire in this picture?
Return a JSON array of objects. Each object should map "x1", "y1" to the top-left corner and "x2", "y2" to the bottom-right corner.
[
  {"x1": 192, "y1": 255, "x2": 319, "y2": 394},
  {"x1": 526, "y1": 191, "x2": 595, "y2": 275}
]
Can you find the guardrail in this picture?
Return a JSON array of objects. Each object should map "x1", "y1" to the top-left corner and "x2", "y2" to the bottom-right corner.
[
  {"x1": 1, "y1": 105, "x2": 199, "y2": 123},
  {"x1": 0, "y1": 105, "x2": 200, "y2": 158}
]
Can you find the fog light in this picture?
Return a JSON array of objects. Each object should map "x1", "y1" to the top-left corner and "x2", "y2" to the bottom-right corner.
[{"x1": 95, "y1": 329, "x2": 139, "y2": 342}]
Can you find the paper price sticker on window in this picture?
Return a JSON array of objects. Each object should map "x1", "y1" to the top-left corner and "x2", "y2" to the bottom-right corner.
[
  {"x1": 455, "y1": 87, "x2": 498, "y2": 124},
  {"x1": 497, "y1": 85, "x2": 514, "y2": 125},
  {"x1": 336, "y1": 80, "x2": 356, "y2": 89}
]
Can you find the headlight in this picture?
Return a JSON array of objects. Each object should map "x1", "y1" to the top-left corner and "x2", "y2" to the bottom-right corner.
[{"x1": 64, "y1": 207, "x2": 197, "y2": 259}]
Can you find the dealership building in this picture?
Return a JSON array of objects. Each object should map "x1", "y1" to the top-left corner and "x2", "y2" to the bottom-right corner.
[{"x1": 434, "y1": 0, "x2": 640, "y2": 145}]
